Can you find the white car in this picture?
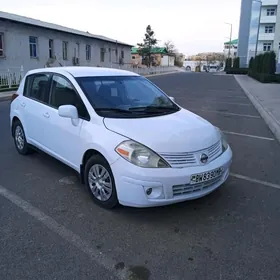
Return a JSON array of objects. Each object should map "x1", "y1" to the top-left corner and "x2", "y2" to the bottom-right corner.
[{"x1": 10, "y1": 67, "x2": 232, "y2": 209}]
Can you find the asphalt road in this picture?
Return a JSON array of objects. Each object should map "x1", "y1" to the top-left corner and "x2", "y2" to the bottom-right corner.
[{"x1": 1, "y1": 72, "x2": 280, "y2": 280}]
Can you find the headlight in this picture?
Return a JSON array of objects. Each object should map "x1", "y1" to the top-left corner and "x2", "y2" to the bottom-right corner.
[
  {"x1": 215, "y1": 127, "x2": 228, "y2": 152},
  {"x1": 115, "y1": 140, "x2": 170, "y2": 168}
]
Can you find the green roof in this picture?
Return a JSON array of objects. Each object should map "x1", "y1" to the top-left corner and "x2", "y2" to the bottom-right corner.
[
  {"x1": 224, "y1": 39, "x2": 238, "y2": 45},
  {"x1": 131, "y1": 47, "x2": 168, "y2": 54}
]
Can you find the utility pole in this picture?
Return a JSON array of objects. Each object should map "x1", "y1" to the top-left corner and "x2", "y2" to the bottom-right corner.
[{"x1": 225, "y1": 23, "x2": 233, "y2": 59}]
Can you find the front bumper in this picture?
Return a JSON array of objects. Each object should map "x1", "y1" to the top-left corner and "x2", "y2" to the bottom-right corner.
[{"x1": 110, "y1": 146, "x2": 232, "y2": 207}]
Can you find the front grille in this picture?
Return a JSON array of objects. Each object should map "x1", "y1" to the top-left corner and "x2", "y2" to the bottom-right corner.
[
  {"x1": 160, "y1": 140, "x2": 222, "y2": 168},
  {"x1": 172, "y1": 176, "x2": 222, "y2": 197}
]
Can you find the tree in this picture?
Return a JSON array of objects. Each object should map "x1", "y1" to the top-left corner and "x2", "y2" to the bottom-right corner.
[
  {"x1": 137, "y1": 25, "x2": 158, "y2": 67},
  {"x1": 174, "y1": 53, "x2": 184, "y2": 67},
  {"x1": 164, "y1": 40, "x2": 176, "y2": 53},
  {"x1": 164, "y1": 40, "x2": 177, "y2": 66}
]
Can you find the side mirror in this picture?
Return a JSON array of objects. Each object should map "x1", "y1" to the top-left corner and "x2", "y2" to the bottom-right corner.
[
  {"x1": 58, "y1": 105, "x2": 79, "y2": 126},
  {"x1": 169, "y1": 96, "x2": 175, "y2": 102}
]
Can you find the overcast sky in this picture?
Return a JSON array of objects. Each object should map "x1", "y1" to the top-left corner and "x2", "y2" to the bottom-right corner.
[{"x1": 2, "y1": 0, "x2": 241, "y2": 55}]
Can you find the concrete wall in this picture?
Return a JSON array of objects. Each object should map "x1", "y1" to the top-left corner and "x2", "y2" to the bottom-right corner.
[
  {"x1": 237, "y1": 0, "x2": 253, "y2": 67},
  {"x1": 0, "y1": 19, "x2": 132, "y2": 72},
  {"x1": 161, "y1": 55, "x2": 174, "y2": 66}
]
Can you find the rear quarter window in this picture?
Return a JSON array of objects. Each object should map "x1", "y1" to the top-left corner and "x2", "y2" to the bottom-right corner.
[{"x1": 24, "y1": 73, "x2": 51, "y2": 103}]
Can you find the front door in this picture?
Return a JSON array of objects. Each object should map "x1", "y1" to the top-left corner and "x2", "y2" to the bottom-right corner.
[{"x1": 44, "y1": 74, "x2": 89, "y2": 170}]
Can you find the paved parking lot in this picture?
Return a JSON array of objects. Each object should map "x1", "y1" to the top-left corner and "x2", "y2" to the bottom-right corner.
[{"x1": 1, "y1": 72, "x2": 280, "y2": 280}]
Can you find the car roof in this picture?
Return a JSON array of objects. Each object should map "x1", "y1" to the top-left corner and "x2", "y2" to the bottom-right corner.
[{"x1": 26, "y1": 66, "x2": 140, "y2": 78}]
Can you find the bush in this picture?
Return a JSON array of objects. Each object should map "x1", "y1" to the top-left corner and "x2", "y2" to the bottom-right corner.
[
  {"x1": 275, "y1": 74, "x2": 280, "y2": 83},
  {"x1": 226, "y1": 68, "x2": 248, "y2": 75},
  {"x1": 249, "y1": 72, "x2": 280, "y2": 83},
  {"x1": 233, "y1": 57, "x2": 240, "y2": 69},
  {"x1": 225, "y1": 58, "x2": 232, "y2": 71}
]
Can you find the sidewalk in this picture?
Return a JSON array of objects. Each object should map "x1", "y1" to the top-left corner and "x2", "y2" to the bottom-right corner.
[{"x1": 235, "y1": 75, "x2": 280, "y2": 143}]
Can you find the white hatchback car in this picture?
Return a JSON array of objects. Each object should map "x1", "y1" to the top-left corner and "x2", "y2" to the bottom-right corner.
[{"x1": 10, "y1": 67, "x2": 232, "y2": 208}]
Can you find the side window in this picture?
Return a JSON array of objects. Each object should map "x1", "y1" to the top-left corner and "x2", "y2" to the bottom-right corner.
[
  {"x1": 50, "y1": 75, "x2": 89, "y2": 120},
  {"x1": 25, "y1": 73, "x2": 50, "y2": 103}
]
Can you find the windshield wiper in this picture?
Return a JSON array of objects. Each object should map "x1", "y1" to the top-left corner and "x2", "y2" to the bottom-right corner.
[
  {"x1": 95, "y1": 108, "x2": 133, "y2": 114},
  {"x1": 128, "y1": 105, "x2": 178, "y2": 112}
]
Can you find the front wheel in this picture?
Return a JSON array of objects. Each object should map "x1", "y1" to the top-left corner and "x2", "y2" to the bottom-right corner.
[{"x1": 84, "y1": 154, "x2": 118, "y2": 209}]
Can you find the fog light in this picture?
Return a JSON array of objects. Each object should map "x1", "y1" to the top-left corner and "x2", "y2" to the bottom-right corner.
[
  {"x1": 146, "y1": 188, "x2": 152, "y2": 195},
  {"x1": 144, "y1": 186, "x2": 164, "y2": 199}
]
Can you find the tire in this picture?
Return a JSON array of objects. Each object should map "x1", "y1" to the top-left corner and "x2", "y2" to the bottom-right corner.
[
  {"x1": 13, "y1": 120, "x2": 33, "y2": 155},
  {"x1": 84, "y1": 154, "x2": 118, "y2": 209}
]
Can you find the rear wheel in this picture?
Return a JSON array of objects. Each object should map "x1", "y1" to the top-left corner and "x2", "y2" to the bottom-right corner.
[
  {"x1": 13, "y1": 120, "x2": 32, "y2": 155},
  {"x1": 84, "y1": 154, "x2": 118, "y2": 209}
]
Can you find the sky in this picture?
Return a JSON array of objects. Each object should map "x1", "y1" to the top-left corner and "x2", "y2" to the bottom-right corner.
[{"x1": 2, "y1": 0, "x2": 241, "y2": 55}]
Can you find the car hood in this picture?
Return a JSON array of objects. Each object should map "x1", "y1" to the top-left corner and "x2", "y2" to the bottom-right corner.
[{"x1": 104, "y1": 109, "x2": 220, "y2": 153}]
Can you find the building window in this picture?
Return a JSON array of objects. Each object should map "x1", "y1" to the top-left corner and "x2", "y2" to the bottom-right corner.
[
  {"x1": 267, "y1": 8, "x2": 276, "y2": 16},
  {"x1": 74, "y1": 43, "x2": 80, "y2": 58},
  {"x1": 109, "y1": 48, "x2": 111, "y2": 62},
  {"x1": 263, "y1": 42, "x2": 272, "y2": 51},
  {"x1": 100, "y1": 48, "x2": 105, "y2": 62},
  {"x1": 0, "y1": 33, "x2": 4, "y2": 57},
  {"x1": 49, "y1": 39, "x2": 54, "y2": 58},
  {"x1": 29, "y1": 36, "x2": 38, "y2": 58},
  {"x1": 62, "y1": 41, "x2": 68, "y2": 60},
  {"x1": 265, "y1": 25, "x2": 274, "y2": 33},
  {"x1": 121, "y1": 50, "x2": 124, "y2": 59},
  {"x1": 86, "y1": 44, "x2": 91, "y2": 60}
]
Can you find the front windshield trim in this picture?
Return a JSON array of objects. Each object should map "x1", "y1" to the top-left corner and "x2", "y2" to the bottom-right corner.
[{"x1": 75, "y1": 75, "x2": 180, "y2": 118}]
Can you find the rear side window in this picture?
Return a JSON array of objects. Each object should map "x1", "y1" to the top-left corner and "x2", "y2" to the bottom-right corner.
[{"x1": 24, "y1": 73, "x2": 51, "y2": 103}]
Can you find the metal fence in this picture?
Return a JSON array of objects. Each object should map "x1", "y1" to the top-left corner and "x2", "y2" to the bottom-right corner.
[
  {"x1": 98, "y1": 62, "x2": 180, "y2": 75},
  {"x1": 0, "y1": 65, "x2": 180, "y2": 91},
  {"x1": 0, "y1": 66, "x2": 24, "y2": 89}
]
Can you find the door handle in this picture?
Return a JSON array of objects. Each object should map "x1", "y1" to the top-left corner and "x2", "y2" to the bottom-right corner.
[
  {"x1": 43, "y1": 112, "x2": 50, "y2": 118},
  {"x1": 20, "y1": 102, "x2": 26, "y2": 107}
]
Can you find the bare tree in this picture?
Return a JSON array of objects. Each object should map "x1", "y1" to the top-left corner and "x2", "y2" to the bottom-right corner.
[
  {"x1": 164, "y1": 40, "x2": 176, "y2": 53},
  {"x1": 164, "y1": 40, "x2": 177, "y2": 66}
]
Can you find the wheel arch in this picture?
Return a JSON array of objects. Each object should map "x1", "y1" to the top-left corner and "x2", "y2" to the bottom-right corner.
[
  {"x1": 80, "y1": 149, "x2": 108, "y2": 184},
  {"x1": 11, "y1": 116, "x2": 21, "y2": 137}
]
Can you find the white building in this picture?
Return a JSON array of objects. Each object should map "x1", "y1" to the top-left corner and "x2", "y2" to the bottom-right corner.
[
  {"x1": 0, "y1": 11, "x2": 133, "y2": 73},
  {"x1": 237, "y1": 0, "x2": 280, "y2": 70}
]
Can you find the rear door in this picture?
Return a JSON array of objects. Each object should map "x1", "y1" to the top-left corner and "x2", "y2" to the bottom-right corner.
[{"x1": 21, "y1": 73, "x2": 52, "y2": 147}]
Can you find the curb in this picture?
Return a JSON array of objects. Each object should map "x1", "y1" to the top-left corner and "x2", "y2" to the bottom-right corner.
[
  {"x1": 144, "y1": 71, "x2": 181, "y2": 78},
  {"x1": 234, "y1": 75, "x2": 280, "y2": 143},
  {"x1": 0, "y1": 94, "x2": 12, "y2": 102}
]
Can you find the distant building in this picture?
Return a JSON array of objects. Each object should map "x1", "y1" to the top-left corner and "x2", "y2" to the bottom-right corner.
[
  {"x1": 223, "y1": 39, "x2": 238, "y2": 59},
  {"x1": 0, "y1": 11, "x2": 133, "y2": 72},
  {"x1": 237, "y1": 0, "x2": 280, "y2": 70},
  {"x1": 131, "y1": 47, "x2": 175, "y2": 67}
]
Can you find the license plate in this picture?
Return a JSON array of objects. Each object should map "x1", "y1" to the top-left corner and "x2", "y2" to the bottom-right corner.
[{"x1": 190, "y1": 167, "x2": 223, "y2": 185}]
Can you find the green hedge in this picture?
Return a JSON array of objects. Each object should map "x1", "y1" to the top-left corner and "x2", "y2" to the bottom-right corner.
[
  {"x1": 248, "y1": 51, "x2": 278, "y2": 83},
  {"x1": 233, "y1": 57, "x2": 240, "y2": 69},
  {"x1": 249, "y1": 72, "x2": 280, "y2": 83},
  {"x1": 226, "y1": 68, "x2": 248, "y2": 75}
]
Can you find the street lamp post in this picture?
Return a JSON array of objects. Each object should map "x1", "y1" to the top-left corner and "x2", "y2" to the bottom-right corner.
[
  {"x1": 225, "y1": 23, "x2": 233, "y2": 59},
  {"x1": 254, "y1": 0, "x2": 262, "y2": 57}
]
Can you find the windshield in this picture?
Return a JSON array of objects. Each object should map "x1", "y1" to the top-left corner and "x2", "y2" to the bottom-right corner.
[{"x1": 75, "y1": 76, "x2": 180, "y2": 118}]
